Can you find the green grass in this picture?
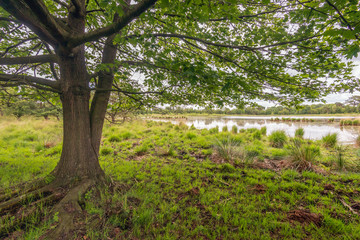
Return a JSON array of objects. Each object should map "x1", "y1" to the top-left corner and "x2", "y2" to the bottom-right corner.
[
  {"x1": 269, "y1": 130, "x2": 287, "y2": 148},
  {"x1": 1, "y1": 117, "x2": 360, "y2": 239},
  {"x1": 322, "y1": 133, "x2": 338, "y2": 148}
]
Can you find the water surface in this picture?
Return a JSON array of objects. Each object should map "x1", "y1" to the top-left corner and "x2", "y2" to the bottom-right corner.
[{"x1": 152, "y1": 116, "x2": 360, "y2": 145}]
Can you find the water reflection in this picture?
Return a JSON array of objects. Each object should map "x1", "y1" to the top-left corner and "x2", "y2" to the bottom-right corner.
[{"x1": 153, "y1": 116, "x2": 360, "y2": 144}]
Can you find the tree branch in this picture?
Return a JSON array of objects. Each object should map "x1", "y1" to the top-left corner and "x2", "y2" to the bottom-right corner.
[
  {"x1": 0, "y1": 0, "x2": 59, "y2": 45},
  {"x1": 69, "y1": 0, "x2": 157, "y2": 47},
  {"x1": 0, "y1": 73, "x2": 60, "y2": 91},
  {"x1": 0, "y1": 54, "x2": 57, "y2": 65},
  {"x1": 23, "y1": 0, "x2": 69, "y2": 42}
]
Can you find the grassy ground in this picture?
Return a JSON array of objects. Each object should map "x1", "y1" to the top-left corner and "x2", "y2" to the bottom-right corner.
[{"x1": 0, "y1": 117, "x2": 360, "y2": 239}]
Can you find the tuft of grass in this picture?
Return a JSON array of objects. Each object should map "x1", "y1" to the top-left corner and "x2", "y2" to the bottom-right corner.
[
  {"x1": 260, "y1": 126, "x2": 267, "y2": 136},
  {"x1": 108, "y1": 135, "x2": 121, "y2": 142},
  {"x1": 295, "y1": 128, "x2": 304, "y2": 138},
  {"x1": 100, "y1": 147, "x2": 113, "y2": 156},
  {"x1": 335, "y1": 145, "x2": 346, "y2": 170},
  {"x1": 268, "y1": 130, "x2": 287, "y2": 148},
  {"x1": 213, "y1": 137, "x2": 244, "y2": 162},
  {"x1": 289, "y1": 141, "x2": 320, "y2": 171},
  {"x1": 222, "y1": 126, "x2": 228, "y2": 132},
  {"x1": 252, "y1": 130, "x2": 262, "y2": 140},
  {"x1": 322, "y1": 133, "x2": 338, "y2": 148},
  {"x1": 231, "y1": 125, "x2": 238, "y2": 134}
]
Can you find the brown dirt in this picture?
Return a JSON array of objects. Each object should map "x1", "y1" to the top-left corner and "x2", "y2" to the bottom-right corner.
[{"x1": 287, "y1": 209, "x2": 323, "y2": 227}]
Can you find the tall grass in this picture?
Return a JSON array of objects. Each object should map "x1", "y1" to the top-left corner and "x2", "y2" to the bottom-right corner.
[
  {"x1": 295, "y1": 128, "x2": 304, "y2": 139},
  {"x1": 269, "y1": 130, "x2": 287, "y2": 148},
  {"x1": 289, "y1": 141, "x2": 320, "y2": 171},
  {"x1": 231, "y1": 125, "x2": 238, "y2": 134},
  {"x1": 335, "y1": 145, "x2": 346, "y2": 170},
  {"x1": 322, "y1": 133, "x2": 338, "y2": 148},
  {"x1": 213, "y1": 137, "x2": 244, "y2": 162}
]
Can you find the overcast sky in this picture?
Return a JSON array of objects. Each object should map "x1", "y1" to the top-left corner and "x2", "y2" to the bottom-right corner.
[{"x1": 258, "y1": 57, "x2": 360, "y2": 108}]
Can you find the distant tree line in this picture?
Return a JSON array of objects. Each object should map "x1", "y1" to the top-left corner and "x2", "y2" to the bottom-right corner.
[{"x1": 143, "y1": 96, "x2": 360, "y2": 115}]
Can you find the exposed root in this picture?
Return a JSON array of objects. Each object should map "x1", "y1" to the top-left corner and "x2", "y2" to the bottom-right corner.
[
  {"x1": 0, "y1": 179, "x2": 48, "y2": 202},
  {"x1": 0, "y1": 176, "x2": 107, "y2": 239},
  {"x1": 0, "y1": 186, "x2": 55, "y2": 216},
  {"x1": 44, "y1": 180, "x2": 96, "y2": 240}
]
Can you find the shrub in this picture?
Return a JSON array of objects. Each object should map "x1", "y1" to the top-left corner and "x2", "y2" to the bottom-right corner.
[
  {"x1": 295, "y1": 128, "x2": 304, "y2": 138},
  {"x1": 213, "y1": 137, "x2": 244, "y2": 162},
  {"x1": 231, "y1": 125, "x2": 238, "y2": 134},
  {"x1": 260, "y1": 126, "x2": 267, "y2": 135},
  {"x1": 289, "y1": 142, "x2": 320, "y2": 171},
  {"x1": 269, "y1": 130, "x2": 287, "y2": 148},
  {"x1": 322, "y1": 133, "x2": 338, "y2": 148}
]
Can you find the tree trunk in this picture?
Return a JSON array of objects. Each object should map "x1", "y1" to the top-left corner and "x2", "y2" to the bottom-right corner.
[
  {"x1": 90, "y1": 35, "x2": 117, "y2": 153},
  {"x1": 53, "y1": 47, "x2": 104, "y2": 182}
]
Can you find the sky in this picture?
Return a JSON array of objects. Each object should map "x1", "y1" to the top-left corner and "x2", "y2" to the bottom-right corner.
[{"x1": 257, "y1": 57, "x2": 360, "y2": 108}]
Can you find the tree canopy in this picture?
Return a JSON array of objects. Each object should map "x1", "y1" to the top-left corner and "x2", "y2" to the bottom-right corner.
[{"x1": 0, "y1": 0, "x2": 357, "y2": 110}]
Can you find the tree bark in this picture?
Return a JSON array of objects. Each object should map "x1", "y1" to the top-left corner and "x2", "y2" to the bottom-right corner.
[
  {"x1": 53, "y1": 44, "x2": 104, "y2": 182},
  {"x1": 90, "y1": 34, "x2": 117, "y2": 154}
]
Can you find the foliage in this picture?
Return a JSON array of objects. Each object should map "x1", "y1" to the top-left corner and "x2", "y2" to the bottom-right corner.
[{"x1": 269, "y1": 130, "x2": 287, "y2": 148}]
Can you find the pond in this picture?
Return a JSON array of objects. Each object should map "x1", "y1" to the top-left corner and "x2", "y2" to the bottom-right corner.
[{"x1": 151, "y1": 116, "x2": 360, "y2": 145}]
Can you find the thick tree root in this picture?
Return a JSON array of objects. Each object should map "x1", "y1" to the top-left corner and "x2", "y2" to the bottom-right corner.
[
  {"x1": 0, "y1": 177, "x2": 105, "y2": 239},
  {"x1": 44, "y1": 180, "x2": 95, "y2": 240}
]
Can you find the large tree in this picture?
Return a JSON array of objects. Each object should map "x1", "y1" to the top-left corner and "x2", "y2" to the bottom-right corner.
[{"x1": 0, "y1": 0, "x2": 357, "y2": 237}]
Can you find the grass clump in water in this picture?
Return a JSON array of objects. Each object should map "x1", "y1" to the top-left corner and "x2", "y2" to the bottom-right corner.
[{"x1": 269, "y1": 130, "x2": 287, "y2": 148}]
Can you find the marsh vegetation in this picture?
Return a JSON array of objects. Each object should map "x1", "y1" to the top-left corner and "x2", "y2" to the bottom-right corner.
[{"x1": 1, "y1": 117, "x2": 360, "y2": 239}]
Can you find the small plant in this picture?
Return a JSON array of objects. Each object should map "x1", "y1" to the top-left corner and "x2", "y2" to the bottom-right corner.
[
  {"x1": 322, "y1": 133, "x2": 337, "y2": 148},
  {"x1": 295, "y1": 128, "x2": 304, "y2": 139},
  {"x1": 289, "y1": 141, "x2": 320, "y2": 171},
  {"x1": 268, "y1": 130, "x2": 287, "y2": 148},
  {"x1": 213, "y1": 137, "x2": 244, "y2": 162},
  {"x1": 231, "y1": 125, "x2": 238, "y2": 134},
  {"x1": 222, "y1": 126, "x2": 228, "y2": 132}
]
